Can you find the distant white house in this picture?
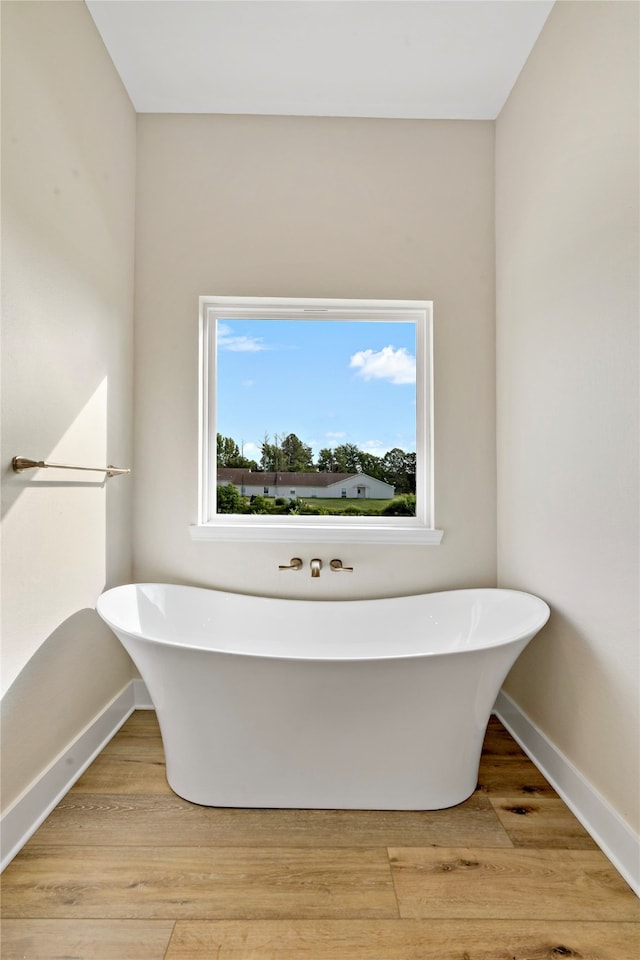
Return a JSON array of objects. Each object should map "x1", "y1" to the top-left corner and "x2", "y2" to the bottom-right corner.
[{"x1": 217, "y1": 469, "x2": 395, "y2": 500}]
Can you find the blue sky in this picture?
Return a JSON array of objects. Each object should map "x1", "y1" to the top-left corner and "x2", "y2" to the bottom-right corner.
[{"x1": 216, "y1": 319, "x2": 416, "y2": 465}]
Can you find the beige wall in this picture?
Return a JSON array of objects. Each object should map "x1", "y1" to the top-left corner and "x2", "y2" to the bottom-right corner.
[
  {"x1": 0, "y1": 1, "x2": 136, "y2": 810},
  {"x1": 4, "y1": 0, "x2": 635, "y2": 857},
  {"x1": 496, "y1": 1, "x2": 639, "y2": 831},
  {"x1": 134, "y1": 115, "x2": 497, "y2": 597}
]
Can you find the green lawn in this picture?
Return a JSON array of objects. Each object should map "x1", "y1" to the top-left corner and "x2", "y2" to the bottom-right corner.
[{"x1": 299, "y1": 497, "x2": 393, "y2": 515}]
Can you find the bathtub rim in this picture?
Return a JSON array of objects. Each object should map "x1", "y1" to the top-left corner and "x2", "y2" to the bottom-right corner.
[{"x1": 96, "y1": 582, "x2": 551, "y2": 664}]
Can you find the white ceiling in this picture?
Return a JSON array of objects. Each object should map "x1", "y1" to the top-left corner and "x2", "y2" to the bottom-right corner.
[{"x1": 86, "y1": 0, "x2": 554, "y2": 120}]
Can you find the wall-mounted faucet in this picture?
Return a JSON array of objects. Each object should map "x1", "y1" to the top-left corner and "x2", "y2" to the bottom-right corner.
[
  {"x1": 330, "y1": 559, "x2": 353, "y2": 572},
  {"x1": 279, "y1": 557, "x2": 353, "y2": 577}
]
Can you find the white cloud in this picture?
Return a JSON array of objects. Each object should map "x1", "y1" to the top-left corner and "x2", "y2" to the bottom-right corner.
[
  {"x1": 361, "y1": 439, "x2": 385, "y2": 453},
  {"x1": 349, "y1": 345, "x2": 416, "y2": 384},
  {"x1": 218, "y1": 323, "x2": 269, "y2": 352},
  {"x1": 242, "y1": 442, "x2": 261, "y2": 458},
  {"x1": 359, "y1": 439, "x2": 400, "y2": 458},
  {"x1": 325, "y1": 431, "x2": 346, "y2": 439}
]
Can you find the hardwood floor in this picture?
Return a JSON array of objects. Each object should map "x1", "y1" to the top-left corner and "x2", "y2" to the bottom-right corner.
[{"x1": 2, "y1": 712, "x2": 638, "y2": 959}]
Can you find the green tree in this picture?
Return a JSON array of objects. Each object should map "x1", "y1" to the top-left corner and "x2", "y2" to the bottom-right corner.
[
  {"x1": 248, "y1": 495, "x2": 270, "y2": 514},
  {"x1": 357, "y1": 451, "x2": 385, "y2": 481},
  {"x1": 317, "y1": 447, "x2": 336, "y2": 472},
  {"x1": 317, "y1": 445, "x2": 385, "y2": 481},
  {"x1": 260, "y1": 432, "x2": 287, "y2": 471},
  {"x1": 261, "y1": 432, "x2": 314, "y2": 472},
  {"x1": 281, "y1": 433, "x2": 315, "y2": 472},
  {"x1": 216, "y1": 433, "x2": 258, "y2": 470},
  {"x1": 216, "y1": 484, "x2": 248, "y2": 514},
  {"x1": 217, "y1": 433, "x2": 240, "y2": 466},
  {"x1": 381, "y1": 493, "x2": 416, "y2": 516},
  {"x1": 333, "y1": 443, "x2": 362, "y2": 473},
  {"x1": 382, "y1": 447, "x2": 415, "y2": 494},
  {"x1": 403, "y1": 451, "x2": 416, "y2": 494}
]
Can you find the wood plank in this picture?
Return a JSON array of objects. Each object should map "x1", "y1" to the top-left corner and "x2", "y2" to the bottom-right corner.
[
  {"x1": 32, "y1": 791, "x2": 513, "y2": 848},
  {"x1": 489, "y1": 796, "x2": 599, "y2": 849},
  {"x1": 2, "y1": 711, "x2": 636, "y2": 956},
  {"x1": 388, "y1": 847, "x2": 640, "y2": 921},
  {"x1": 78, "y1": 747, "x2": 556, "y2": 800},
  {"x1": 0, "y1": 920, "x2": 175, "y2": 960},
  {"x1": 165, "y1": 918, "x2": 640, "y2": 960},
  {"x1": 481, "y1": 718, "x2": 532, "y2": 758},
  {"x1": 0, "y1": 846, "x2": 398, "y2": 920},
  {"x1": 98, "y1": 717, "x2": 164, "y2": 762},
  {"x1": 477, "y1": 756, "x2": 559, "y2": 798},
  {"x1": 112, "y1": 710, "x2": 162, "y2": 737},
  {"x1": 70, "y1": 756, "x2": 171, "y2": 794}
]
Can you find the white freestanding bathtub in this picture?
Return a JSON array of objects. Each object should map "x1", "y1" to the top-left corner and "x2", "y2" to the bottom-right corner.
[{"x1": 97, "y1": 584, "x2": 549, "y2": 810}]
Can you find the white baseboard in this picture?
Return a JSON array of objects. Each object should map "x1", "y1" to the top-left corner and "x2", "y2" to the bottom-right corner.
[
  {"x1": 131, "y1": 677, "x2": 154, "y2": 709},
  {"x1": 0, "y1": 679, "x2": 151, "y2": 873},
  {"x1": 494, "y1": 690, "x2": 639, "y2": 897}
]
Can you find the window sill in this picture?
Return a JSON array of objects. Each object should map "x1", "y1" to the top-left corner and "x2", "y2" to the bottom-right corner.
[{"x1": 189, "y1": 520, "x2": 444, "y2": 545}]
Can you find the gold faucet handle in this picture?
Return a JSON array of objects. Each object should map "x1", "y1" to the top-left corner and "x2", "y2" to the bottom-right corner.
[
  {"x1": 278, "y1": 557, "x2": 303, "y2": 570},
  {"x1": 330, "y1": 559, "x2": 353, "y2": 572}
]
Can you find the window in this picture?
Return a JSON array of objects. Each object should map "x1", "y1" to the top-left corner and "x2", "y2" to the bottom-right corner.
[{"x1": 193, "y1": 296, "x2": 442, "y2": 544}]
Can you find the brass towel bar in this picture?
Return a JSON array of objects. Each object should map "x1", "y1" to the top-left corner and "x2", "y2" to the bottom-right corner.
[{"x1": 12, "y1": 456, "x2": 130, "y2": 478}]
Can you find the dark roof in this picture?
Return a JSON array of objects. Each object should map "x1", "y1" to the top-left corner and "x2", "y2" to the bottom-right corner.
[{"x1": 217, "y1": 469, "x2": 361, "y2": 488}]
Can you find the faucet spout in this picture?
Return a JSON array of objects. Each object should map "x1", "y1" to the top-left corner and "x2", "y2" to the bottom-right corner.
[{"x1": 310, "y1": 558, "x2": 322, "y2": 578}]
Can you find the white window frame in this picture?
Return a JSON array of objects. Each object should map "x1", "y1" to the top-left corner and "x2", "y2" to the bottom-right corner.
[{"x1": 192, "y1": 296, "x2": 442, "y2": 544}]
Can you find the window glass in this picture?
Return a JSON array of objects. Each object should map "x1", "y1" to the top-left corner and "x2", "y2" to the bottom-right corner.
[{"x1": 195, "y1": 297, "x2": 440, "y2": 544}]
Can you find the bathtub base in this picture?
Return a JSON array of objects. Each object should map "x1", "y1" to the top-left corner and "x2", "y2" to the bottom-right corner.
[
  {"x1": 165, "y1": 775, "x2": 479, "y2": 812},
  {"x1": 143, "y1": 648, "x2": 514, "y2": 811}
]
